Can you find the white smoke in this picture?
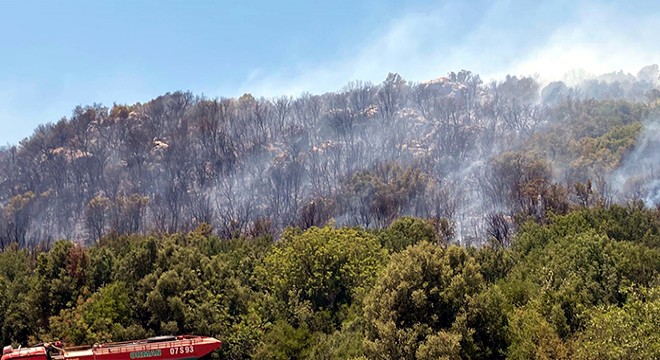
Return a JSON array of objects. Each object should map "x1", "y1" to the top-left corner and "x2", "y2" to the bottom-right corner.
[
  {"x1": 610, "y1": 119, "x2": 660, "y2": 207},
  {"x1": 239, "y1": 0, "x2": 660, "y2": 98}
]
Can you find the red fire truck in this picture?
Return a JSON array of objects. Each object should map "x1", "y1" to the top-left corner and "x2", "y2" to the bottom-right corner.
[{"x1": 2, "y1": 336, "x2": 221, "y2": 360}]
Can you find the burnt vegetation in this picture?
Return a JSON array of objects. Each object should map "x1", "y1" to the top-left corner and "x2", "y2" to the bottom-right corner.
[{"x1": 1, "y1": 66, "x2": 659, "y2": 247}]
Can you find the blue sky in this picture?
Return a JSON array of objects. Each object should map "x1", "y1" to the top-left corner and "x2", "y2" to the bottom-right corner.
[{"x1": 1, "y1": 0, "x2": 659, "y2": 145}]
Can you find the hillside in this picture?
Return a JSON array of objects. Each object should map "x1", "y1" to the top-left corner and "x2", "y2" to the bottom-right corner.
[{"x1": 1, "y1": 67, "x2": 659, "y2": 247}]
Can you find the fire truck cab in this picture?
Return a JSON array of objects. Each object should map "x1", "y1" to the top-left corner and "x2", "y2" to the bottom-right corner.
[{"x1": 2, "y1": 345, "x2": 48, "y2": 360}]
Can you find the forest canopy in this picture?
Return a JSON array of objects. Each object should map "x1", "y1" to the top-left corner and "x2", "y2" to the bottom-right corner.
[{"x1": 0, "y1": 206, "x2": 658, "y2": 359}]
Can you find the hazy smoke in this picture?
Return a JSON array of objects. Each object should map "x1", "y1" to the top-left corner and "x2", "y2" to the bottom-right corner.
[
  {"x1": 239, "y1": 1, "x2": 660, "y2": 98},
  {"x1": 610, "y1": 119, "x2": 660, "y2": 206}
]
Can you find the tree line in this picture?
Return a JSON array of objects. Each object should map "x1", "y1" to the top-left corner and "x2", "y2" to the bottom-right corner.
[{"x1": 0, "y1": 205, "x2": 658, "y2": 359}]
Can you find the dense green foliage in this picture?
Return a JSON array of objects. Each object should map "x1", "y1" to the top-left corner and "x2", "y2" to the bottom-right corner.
[{"x1": 0, "y1": 205, "x2": 658, "y2": 359}]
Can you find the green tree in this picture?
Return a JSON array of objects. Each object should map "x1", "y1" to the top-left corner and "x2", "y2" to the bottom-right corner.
[
  {"x1": 378, "y1": 216, "x2": 438, "y2": 252},
  {"x1": 32, "y1": 241, "x2": 90, "y2": 326},
  {"x1": 49, "y1": 282, "x2": 133, "y2": 344},
  {"x1": 87, "y1": 246, "x2": 115, "y2": 292},
  {"x1": 363, "y1": 242, "x2": 484, "y2": 359},
  {"x1": 251, "y1": 320, "x2": 312, "y2": 360},
  {"x1": 506, "y1": 306, "x2": 569, "y2": 360},
  {"x1": 303, "y1": 316, "x2": 365, "y2": 360},
  {"x1": 415, "y1": 331, "x2": 462, "y2": 360},
  {"x1": 461, "y1": 285, "x2": 510, "y2": 359},
  {"x1": 0, "y1": 245, "x2": 37, "y2": 345},
  {"x1": 572, "y1": 286, "x2": 660, "y2": 360},
  {"x1": 501, "y1": 206, "x2": 660, "y2": 351},
  {"x1": 257, "y1": 226, "x2": 386, "y2": 331}
]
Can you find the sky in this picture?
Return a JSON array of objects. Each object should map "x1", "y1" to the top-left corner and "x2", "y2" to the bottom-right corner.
[{"x1": 1, "y1": 0, "x2": 659, "y2": 146}]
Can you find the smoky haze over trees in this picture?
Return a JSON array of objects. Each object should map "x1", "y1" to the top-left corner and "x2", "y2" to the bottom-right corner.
[{"x1": 1, "y1": 66, "x2": 660, "y2": 248}]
